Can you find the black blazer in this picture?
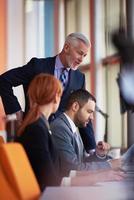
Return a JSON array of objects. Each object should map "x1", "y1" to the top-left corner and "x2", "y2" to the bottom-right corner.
[
  {"x1": 16, "y1": 115, "x2": 61, "y2": 191},
  {"x1": 0, "y1": 56, "x2": 85, "y2": 114},
  {"x1": 0, "y1": 56, "x2": 96, "y2": 150}
]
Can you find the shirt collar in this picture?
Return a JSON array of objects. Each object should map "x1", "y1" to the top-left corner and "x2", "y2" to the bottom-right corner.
[{"x1": 63, "y1": 113, "x2": 77, "y2": 133}]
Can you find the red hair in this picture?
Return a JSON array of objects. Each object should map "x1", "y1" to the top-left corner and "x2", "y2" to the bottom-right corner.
[{"x1": 17, "y1": 73, "x2": 62, "y2": 135}]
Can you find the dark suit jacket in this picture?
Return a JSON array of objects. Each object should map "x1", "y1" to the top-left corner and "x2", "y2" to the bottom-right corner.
[
  {"x1": 16, "y1": 115, "x2": 61, "y2": 191},
  {"x1": 0, "y1": 56, "x2": 96, "y2": 150}
]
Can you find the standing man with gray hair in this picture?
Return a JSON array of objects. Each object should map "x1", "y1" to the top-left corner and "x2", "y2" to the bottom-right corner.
[{"x1": 0, "y1": 32, "x2": 96, "y2": 150}]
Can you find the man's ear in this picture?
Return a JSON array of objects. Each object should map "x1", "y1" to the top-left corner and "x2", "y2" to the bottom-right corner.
[
  {"x1": 72, "y1": 102, "x2": 79, "y2": 112},
  {"x1": 64, "y1": 43, "x2": 70, "y2": 53}
]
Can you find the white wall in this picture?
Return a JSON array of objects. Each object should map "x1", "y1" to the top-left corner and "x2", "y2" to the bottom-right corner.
[{"x1": 7, "y1": 0, "x2": 25, "y2": 111}]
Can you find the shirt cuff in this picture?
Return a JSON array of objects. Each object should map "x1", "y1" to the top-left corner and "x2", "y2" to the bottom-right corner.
[
  {"x1": 61, "y1": 177, "x2": 71, "y2": 186},
  {"x1": 6, "y1": 113, "x2": 17, "y2": 120},
  {"x1": 95, "y1": 152, "x2": 107, "y2": 160},
  {"x1": 69, "y1": 170, "x2": 77, "y2": 178}
]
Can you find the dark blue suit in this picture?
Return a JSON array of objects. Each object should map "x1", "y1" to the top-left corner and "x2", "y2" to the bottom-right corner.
[{"x1": 0, "y1": 56, "x2": 96, "y2": 150}]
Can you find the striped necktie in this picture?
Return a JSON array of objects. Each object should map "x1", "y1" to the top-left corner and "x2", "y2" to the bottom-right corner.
[{"x1": 59, "y1": 68, "x2": 68, "y2": 89}]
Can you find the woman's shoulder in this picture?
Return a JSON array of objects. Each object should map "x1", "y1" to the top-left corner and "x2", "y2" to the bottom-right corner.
[
  {"x1": 26, "y1": 117, "x2": 48, "y2": 132},
  {"x1": 16, "y1": 117, "x2": 49, "y2": 142}
]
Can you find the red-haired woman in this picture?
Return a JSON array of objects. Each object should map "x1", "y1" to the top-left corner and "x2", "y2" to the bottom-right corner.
[{"x1": 16, "y1": 73, "x2": 63, "y2": 191}]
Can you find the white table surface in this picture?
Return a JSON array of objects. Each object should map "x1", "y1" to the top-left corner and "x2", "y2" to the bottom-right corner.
[{"x1": 39, "y1": 179, "x2": 134, "y2": 200}]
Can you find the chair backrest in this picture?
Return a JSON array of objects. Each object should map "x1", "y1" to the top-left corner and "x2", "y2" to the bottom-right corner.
[
  {"x1": 0, "y1": 166, "x2": 18, "y2": 200},
  {"x1": 0, "y1": 135, "x2": 5, "y2": 144},
  {"x1": 0, "y1": 143, "x2": 41, "y2": 200}
]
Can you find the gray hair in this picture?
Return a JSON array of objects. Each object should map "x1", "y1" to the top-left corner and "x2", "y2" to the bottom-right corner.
[{"x1": 65, "y1": 32, "x2": 90, "y2": 47}]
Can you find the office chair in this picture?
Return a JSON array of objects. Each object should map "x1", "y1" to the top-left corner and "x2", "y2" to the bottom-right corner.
[
  {"x1": 0, "y1": 135, "x2": 5, "y2": 144},
  {"x1": 0, "y1": 166, "x2": 18, "y2": 200},
  {"x1": 0, "y1": 142, "x2": 41, "y2": 200}
]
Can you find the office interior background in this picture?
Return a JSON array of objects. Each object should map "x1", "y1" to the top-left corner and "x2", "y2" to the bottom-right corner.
[{"x1": 0, "y1": 0, "x2": 131, "y2": 149}]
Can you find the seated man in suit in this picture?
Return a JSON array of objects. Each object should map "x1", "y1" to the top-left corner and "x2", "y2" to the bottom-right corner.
[
  {"x1": 50, "y1": 89, "x2": 120, "y2": 177},
  {"x1": 0, "y1": 32, "x2": 96, "y2": 151}
]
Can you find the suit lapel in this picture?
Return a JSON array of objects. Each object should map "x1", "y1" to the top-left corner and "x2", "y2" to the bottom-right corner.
[
  {"x1": 64, "y1": 69, "x2": 80, "y2": 94},
  {"x1": 65, "y1": 70, "x2": 74, "y2": 92},
  {"x1": 59, "y1": 113, "x2": 72, "y2": 132},
  {"x1": 59, "y1": 113, "x2": 80, "y2": 155}
]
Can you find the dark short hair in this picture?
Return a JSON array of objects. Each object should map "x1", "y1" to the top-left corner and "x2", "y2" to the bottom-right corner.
[{"x1": 66, "y1": 89, "x2": 96, "y2": 110}]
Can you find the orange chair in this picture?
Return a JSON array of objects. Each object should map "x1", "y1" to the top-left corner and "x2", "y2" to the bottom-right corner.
[
  {"x1": 0, "y1": 135, "x2": 5, "y2": 144},
  {"x1": 0, "y1": 143, "x2": 41, "y2": 200},
  {"x1": 0, "y1": 166, "x2": 18, "y2": 200}
]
